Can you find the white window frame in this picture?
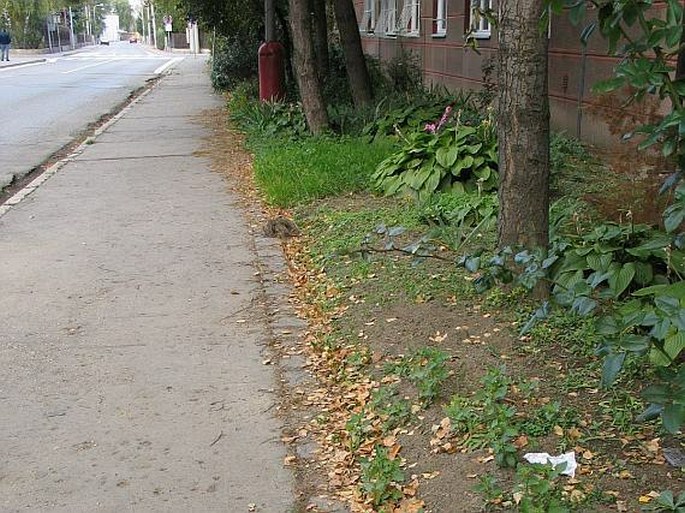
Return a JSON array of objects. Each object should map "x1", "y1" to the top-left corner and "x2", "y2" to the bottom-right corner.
[
  {"x1": 380, "y1": 0, "x2": 398, "y2": 36},
  {"x1": 470, "y1": 0, "x2": 492, "y2": 39},
  {"x1": 433, "y1": 0, "x2": 446, "y2": 36},
  {"x1": 359, "y1": 0, "x2": 377, "y2": 34},
  {"x1": 398, "y1": 0, "x2": 420, "y2": 36}
]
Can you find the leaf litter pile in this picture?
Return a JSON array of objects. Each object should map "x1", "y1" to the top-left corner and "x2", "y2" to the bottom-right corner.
[{"x1": 198, "y1": 107, "x2": 684, "y2": 513}]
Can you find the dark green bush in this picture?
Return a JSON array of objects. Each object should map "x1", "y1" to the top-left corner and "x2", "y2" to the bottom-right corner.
[{"x1": 211, "y1": 34, "x2": 260, "y2": 91}]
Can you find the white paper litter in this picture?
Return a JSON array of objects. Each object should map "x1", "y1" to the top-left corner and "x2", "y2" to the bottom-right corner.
[{"x1": 522, "y1": 452, "x2": 577, "y2": 478}]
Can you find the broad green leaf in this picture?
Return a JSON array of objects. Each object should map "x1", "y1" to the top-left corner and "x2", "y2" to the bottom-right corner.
[
  {"x1": 596, "y1": 315, "x2": 619, "y2": 336},
  {"x1": 586, "y1": 252, "x2": 604, "y2": 271},
  {"x1": 651, "y1": 318, "x2": 672, "y2": 340},
  {"x1": 664, "y1": 202, "x2": 685, "y2": 232},
  {"x1": 593, "y1": 77, "x2": 625, "y2": 93},
  {"x1": 632, "y1": 283, "x2": 669, "y2": 297},
  {"x1": 465, "y1": 256, "x2": 481, "y2": 272},
  {"x1": 619, "y1": 334, "x2": 651, "y2": 352},
  {"x1": 423, "y1": 168, "x2": 442, "y2": 194},
  {"x1": 633, "y1": 262, "x2": 654, "y2": 286},
  {"x1": 664, "y1": 331, "x2": 685, "y2": 360},
  {"x1": 436, "y1": 146, "x2": 458, "y2": 168},
  {"x1": 670, "y1": 249, "x2": 685, "y2": 275},
  {"x1": 608, "y1": 262, "x2": 636, "y2": 297},
  {"x1": 655, "y1": 294, "x2": 681, "y2": 316},
  {"x1": 601, "y1": 352, "x2": 626, "y2": 387},
  {"x1": 662, "y1": 403, "x2": 685, "y2": 433},
  {"x1": 572, "y1": 296, "x2": 597, "y2": 316},
  {"x1": 650, "y1": 346, "x2": 673, "y2": 366}
]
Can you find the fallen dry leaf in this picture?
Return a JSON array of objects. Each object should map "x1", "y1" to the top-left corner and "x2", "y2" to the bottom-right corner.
[{"x1": 394, "y1": 498, "x2": 425, "y2": 513}]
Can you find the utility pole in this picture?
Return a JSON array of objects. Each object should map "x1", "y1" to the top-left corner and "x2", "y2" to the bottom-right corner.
[
  {"x1": 141, "y1": 1, "x2": 147, "y2": 44},
  {"x1": 85, "y1": 4, "x2": 91, "y2": 44},
  {"x1": 150, "y1": 1, "x2": 157, "y2": 48},
  {"x1": 68, "y1": 6, "x2": 75, "y2": 49},
  {"x1": 46, "y1": 16, "x2": 53, "y2": 52}
]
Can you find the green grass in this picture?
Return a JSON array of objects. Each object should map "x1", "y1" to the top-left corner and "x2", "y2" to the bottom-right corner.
[{"x1": 253, "y1": 137, "x2": 396, "y2": 207}]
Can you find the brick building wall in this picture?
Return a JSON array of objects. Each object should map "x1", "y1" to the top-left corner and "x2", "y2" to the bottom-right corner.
[{"x1": 354, "y1": 0, "x2": 668, "y2": 146}]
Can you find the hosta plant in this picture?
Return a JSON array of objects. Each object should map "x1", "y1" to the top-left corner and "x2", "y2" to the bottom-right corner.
[{"x1": 372, "y1": 111, "x2": 498, "y2": 203}]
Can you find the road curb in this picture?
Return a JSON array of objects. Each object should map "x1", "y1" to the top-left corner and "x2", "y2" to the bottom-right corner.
[
  {"x1": 0, "y1": 58, "x2": 46, "y2": 69},
  {"x1": 0, "y1": 77, "x2": 162, "y2": 218}
]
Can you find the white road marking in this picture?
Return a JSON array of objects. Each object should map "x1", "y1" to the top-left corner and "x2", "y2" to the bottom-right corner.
[
  {"x1": 154, "y1": 57, "x2": 183, "y2": 75},
  {"x1": 62, "y1": 58, "x2": 118, "y2": 74}
]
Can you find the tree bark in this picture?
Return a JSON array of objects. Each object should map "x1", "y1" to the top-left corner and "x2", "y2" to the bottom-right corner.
[
  {"x1": 288, "y1": 0, "x2": 330, "y2": 134},
  {"x1": 497, "y1": 0, "x2": 550, "y2": 254},
  {"x1": 333, "y1": 0, "x2": 373, "y2": 107},
  {"x1": 311, "y1": 0, "x2": 329, "y2": 78}
]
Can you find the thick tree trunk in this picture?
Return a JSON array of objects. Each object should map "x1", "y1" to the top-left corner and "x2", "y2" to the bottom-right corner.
[
  {"x1": 288, "y1": 0, "x2": 330, "y2": 134},
  {"x1": 311, "y1": 0, "x2": 329, "y2": 78},
  {"x1": 333, "y1": 0, "x2": 373, "y2": 107},
  {"x1": 497, "y1": 0, "x2": 550, "y2": 256}
]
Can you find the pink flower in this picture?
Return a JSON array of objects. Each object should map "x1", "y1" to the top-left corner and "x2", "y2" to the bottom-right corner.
[
  {"x1": 424, "y1": 123, "x2": 437, "y2": 133},
  {"x1": 436, "y1": 104, "x2": 453, "y2": 131}
]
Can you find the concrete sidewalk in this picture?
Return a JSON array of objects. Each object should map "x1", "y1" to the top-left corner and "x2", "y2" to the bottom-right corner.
[
  {"x1": 0, "y1": 56, "x2": 46, "y2": 68},
  {"x1": 0, "y1": 57, "x2": 295, "y2": 512}
]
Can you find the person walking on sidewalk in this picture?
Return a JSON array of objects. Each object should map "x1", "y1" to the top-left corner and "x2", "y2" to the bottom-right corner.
[{"x1": 0, "y1": 28, "x2": 10, "y2": 62}]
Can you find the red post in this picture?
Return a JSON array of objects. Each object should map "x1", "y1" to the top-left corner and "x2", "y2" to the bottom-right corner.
[{"x1": 258, "y1": 41, "x2": 285, "y2": 102}]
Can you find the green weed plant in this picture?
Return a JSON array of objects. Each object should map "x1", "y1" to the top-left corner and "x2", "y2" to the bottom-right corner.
[{"x1": 360, "y1": 445, "x2": 405, "y2": 507}]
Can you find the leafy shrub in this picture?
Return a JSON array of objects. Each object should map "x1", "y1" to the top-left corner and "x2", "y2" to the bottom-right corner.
[
  {"x1": 228, "y1": 84, "x2": 309, "y2": 139},
  {"x1": 380, "y1": 49, "x2": 424, "y2": 97},
  {"x1": 253, "y1": 137, "x2": 396, "y2": 207},
  {"x1": 420, "y1": 192, "x2": 498, "y2": 227},
  {"x1": 372, "y1": 114, "x2": 498, "y2": 203},
  {"x1": 362, "y1": 89, "x2": 479, "y2": 142},
  {"x1": 211, "y1": 35, "x2": 260, "y2": 91},
  {"x1": 460, "y1": 210, "x2": 685, "y2": 431}
]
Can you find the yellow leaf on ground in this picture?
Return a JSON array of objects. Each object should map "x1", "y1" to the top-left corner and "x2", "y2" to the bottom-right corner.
[{"x1": 394, "y1": 498, "x2": 425, "y2": 513}]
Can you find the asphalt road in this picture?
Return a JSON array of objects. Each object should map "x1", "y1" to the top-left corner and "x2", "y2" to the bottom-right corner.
[{"x1": 0, "y1": 42, "x2": 182, "y2": 190}]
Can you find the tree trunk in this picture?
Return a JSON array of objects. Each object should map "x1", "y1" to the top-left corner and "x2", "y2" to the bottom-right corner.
[
  {"x1": 288, "y1": 0, "x2": 330, "y2": 134},
  {"x1": 497, "y1": 0, "x2": 550, "y2": 253},
  {"x1": 333, "y1": 0, "x2": 373, "y2": 107},
  {"x1": 311, "y1": 0, "x2": 329, "y2": 78}
]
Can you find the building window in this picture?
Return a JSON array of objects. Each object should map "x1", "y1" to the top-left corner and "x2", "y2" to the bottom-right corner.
[
  {"x1": 470, "y1": 0, "x2": 492, "y2": 39},
  {"x1": 359, "y1": 0, "x2": 377, "y2": 33},
  {"x1": 433, "y1": 0, "x2": 446, "y2": 36},
  {"x1": 379, "y1": 0, "x2": 398, "y2": 36},
  {"x1": 399, "y1": 0, "x2": 421, "y2": 36}
]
